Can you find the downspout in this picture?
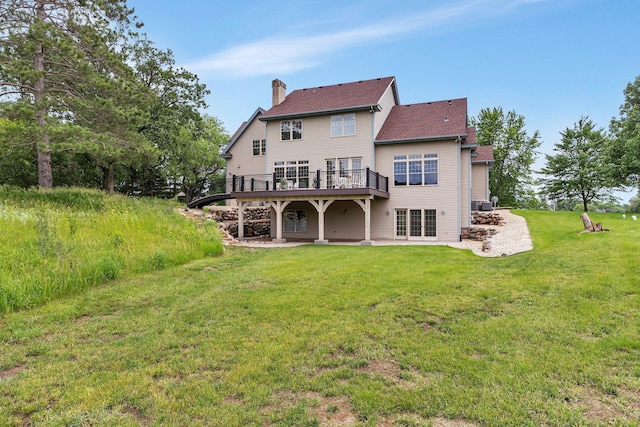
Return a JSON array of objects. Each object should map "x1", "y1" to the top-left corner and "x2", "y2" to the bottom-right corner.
[
  {"x1": 264, "y1": 124, "x2": 269, "y2": 175},
  {"x1": 457, "y1": 139, "x2": 461, "y2": 241},
  {"x1": 370, "y1": 107, "x2": 376, "y2": 168},
  {"x1": 468, "y1": 151, "x2": 472, "y2": 227}
]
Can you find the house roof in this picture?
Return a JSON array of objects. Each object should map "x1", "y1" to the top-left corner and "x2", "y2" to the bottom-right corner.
[
  {"x1": 465, "y1": 126, "x2": 477, "y2": 145},
  {"x1": 260, "y1": 76, "x2": 398, "y2": 121},
  {"x1": 472, "y1": 144, "x2": 494, "y2": 163},
  {"x1": 221, "y1": 107, "x2": 266, "y2": 159},
  {"x1": 375, "y1": 98, "x2": 469, "y2": 144}
]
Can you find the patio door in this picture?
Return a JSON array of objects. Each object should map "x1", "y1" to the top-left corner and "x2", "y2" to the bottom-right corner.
[{"x1": 396, "y1": 209, "x2": 437, "y2": 240}]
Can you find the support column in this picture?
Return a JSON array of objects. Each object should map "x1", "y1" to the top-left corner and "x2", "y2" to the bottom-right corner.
[
  {"x1": 354, "y1": 198, "x2": 373, "y2": 246},
  {"x1": 309, "y1": 200, "x2": 334, "y2": 244},
  {"x1": 237, "y1": 201, "x2": 250, "y2": 239},
  {"x1": 270, "y1": 200, "x2": 290, "y2": 243}
]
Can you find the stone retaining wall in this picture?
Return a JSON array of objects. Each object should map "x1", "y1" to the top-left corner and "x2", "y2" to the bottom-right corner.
[
  {"x1": 471, "y1": 211, "x2": 505, "y2": 225},
  {"x1": 204, "y1": 206, "x2": 271, "y2": 238}
]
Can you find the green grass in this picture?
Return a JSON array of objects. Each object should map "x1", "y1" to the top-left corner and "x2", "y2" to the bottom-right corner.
[
  {"x1": 1, "y1": 210, "x2": 639, "y2": 426},
  {"x1": 0, "y1": 186, "x2": 223, "y2": 313}
]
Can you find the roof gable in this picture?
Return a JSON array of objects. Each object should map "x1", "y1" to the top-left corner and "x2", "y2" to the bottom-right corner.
[
  {"x1": 375, "y1": 98, "x2": 468, "y2": 143},
  {"x1": 221, "y1": 107, "x2": 265, "y2": 158},
  {"x1": 260, "y1": 77, "x2": 397, "y2": 120}
]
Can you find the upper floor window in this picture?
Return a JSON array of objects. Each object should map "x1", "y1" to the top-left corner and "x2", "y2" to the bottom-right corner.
[
  {"x1": 252, "y1": 139, "x2": 266, "y2": 156},
  {"x1": 331, "y1": 113, "x2": 356, "y2": 137},
  {"x1": 281, "y1": 120, "x2": 302, "y2": 140},
  {"x1": 394, "y1": 154, "x2": 438, "y2": 186},
  {"x1": 275, "y1": 160, "x2": 310, "y2": 188}
]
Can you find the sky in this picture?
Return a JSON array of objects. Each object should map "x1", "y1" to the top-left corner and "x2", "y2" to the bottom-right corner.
[{"x1": 127, "y1": 0, "x2": 640, "y2": 203}]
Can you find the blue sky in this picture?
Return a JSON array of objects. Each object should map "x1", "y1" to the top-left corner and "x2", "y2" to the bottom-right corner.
[{"x1": 128, "y1": 0, "x2": 640, "y2": 202}]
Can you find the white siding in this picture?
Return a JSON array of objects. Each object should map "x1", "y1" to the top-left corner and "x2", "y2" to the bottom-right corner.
[
  {"x1": 265, "y1": 112, "x2": 374, "y2": 172},
  {"x1": 460, "y1": 148, "x2": 471, "y2": 228},
  {"x1": 472, "y1": 163, "x2": 490, "y2": 201},
  {"x1": 372, "y1": 141, "x2": 462, "y2": 242},
  {"x1": 226, "y1": 119, "x2": 268, "y2": 177}
]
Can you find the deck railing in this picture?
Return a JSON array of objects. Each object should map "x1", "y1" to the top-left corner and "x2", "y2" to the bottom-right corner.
[{"x1": 230, "y1": 168, "x2": 388, "y2": 194}]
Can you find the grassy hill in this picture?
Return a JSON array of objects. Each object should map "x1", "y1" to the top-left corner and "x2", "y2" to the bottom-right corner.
[
  {"x1": 0, "y1": 186, "x2": 223, "y2": 313},
  {"x1": 1, "y1": 207, "x2": 639, "y2": 426}
]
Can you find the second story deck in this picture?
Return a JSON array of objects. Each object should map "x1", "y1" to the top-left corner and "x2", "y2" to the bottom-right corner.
[{"x1": 230, "y1": 168, "x2": 390, "y2": 199}]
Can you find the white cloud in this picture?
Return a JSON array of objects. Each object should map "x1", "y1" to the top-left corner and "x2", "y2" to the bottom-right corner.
[{"x1": 186, "y1": 0, "x2": 552, "y2": 78}]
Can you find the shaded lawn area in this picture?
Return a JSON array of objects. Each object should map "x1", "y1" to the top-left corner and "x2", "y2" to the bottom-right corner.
[{"x1": 1, "y1": 211, "x2": 639, "y2": 426}]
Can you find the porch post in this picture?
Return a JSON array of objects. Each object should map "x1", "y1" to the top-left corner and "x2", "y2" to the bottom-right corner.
[
  {"x1": 363, "y1": 198, "x2": 372, "y2": 245},
  {"x1": 353, "y1": 198, "x2": 373, "y2": 246},
  {"x1": 238, "y1": 201, "x2": 249, "y2": 239},
  {"x1": 309, "y1": 199, "x2": 333, "y2": 244},
  {"x1": 271, "y1": 200, "x2": 290, "y2": 243}
]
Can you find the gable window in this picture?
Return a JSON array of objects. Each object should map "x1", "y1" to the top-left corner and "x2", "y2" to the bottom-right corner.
[
  {"x1": 331, "y1": 113, "x2": 356, "y2": 137},
  {"x1": 252, "y1": 139, "x2": 266, "y2": 156},
  {"x1": 281, "y1": 120, "x2": 302, "y2": 140},
  {"x1": 284, "y1": 209, "x2": 307, "y2": 232},
  {"x1": 394, "y1": 154, "x2": 438, "y2": 186}
]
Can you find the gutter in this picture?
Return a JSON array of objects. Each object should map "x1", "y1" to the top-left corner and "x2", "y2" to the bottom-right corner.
[
  {"x1": 259, "y1": 104, "x2": 382, "y2": 122},
  {"x1": 375, "y1": 134, "x2": 467, "y2": 145}
]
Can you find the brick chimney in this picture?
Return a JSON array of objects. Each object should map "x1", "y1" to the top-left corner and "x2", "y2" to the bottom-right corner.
[{"x1": 272, "y1": 79, "x2": 286, "y2": 106}]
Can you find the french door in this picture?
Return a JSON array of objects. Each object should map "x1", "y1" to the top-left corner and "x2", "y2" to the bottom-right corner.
[{"x1": 396, "y1": 209, "x2": 437, "y2": 240}]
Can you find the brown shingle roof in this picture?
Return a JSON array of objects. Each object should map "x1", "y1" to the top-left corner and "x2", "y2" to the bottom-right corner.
[
  {"x1": 260, "y1": 76, "x2": 397, "y2": 120},
  {"x1": 375, "y1": 98, "x2": 468, "y2": 143},
  {"x1": 472, "y1": 145, "x2": 494, "y2": 163},
  {"x1": 466, "y1": 126, "x2": 476, "y2": 145}
]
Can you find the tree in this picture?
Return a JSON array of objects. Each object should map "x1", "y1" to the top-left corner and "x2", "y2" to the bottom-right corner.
[
  {"x1": 0, "y1": 0, "x2": 141, "y2": 188},
  {"x1": 166, "y1": 116, "x2": 228, "y2": 204},
  {"x1": 540, "y1": 117, "x2": 617, "y2": 212},
  {"x1": 628, "y1": 191, "x2": 640, "y2": 213},
  {"x1": 610, "y1": 75, "x2": 640, "y2": 186},
  {"x1": 471, "y1": 107, "x2": 541, "y2": 207},
  {"x1": 127, "y1": 37, "x2": 211, "y2": 197}
]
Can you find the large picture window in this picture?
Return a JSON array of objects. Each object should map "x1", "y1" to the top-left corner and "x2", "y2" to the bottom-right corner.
[
  {"x1": 394, "y1": 154, "x2": 438, "y2": 186},
  {"x1": 284, "y1": 209, "x2": 307, "y2": 232},
  {"x1": 281, "y1": 120, "x2": 302, "y2": 140},
  {"x1": 252, "y1": 139, "x2": 266, "y2": 156},
  {"x1": 331, "y1": 113, "x2": 356, "y2": 137}
]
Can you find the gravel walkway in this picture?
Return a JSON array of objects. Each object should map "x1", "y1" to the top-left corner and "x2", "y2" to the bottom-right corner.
[{"x1": 448, "y1": 210, "x2": 533, "y2": 257}]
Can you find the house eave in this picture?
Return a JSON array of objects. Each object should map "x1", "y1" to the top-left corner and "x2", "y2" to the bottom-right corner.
[
  {"x1": 375, "y1": 134, "x2": 467, "y2": 145},
  {"x1": 260, "y1": 104, "x2": 382, "y2": 122}
]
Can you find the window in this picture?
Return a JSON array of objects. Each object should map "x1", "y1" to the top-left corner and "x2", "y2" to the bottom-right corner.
[
  {"x1": 424, "y1": 209, "x2": 437, "y2": 237},
  {"x1": 331, "y1": 113, "x2": 356, "y2": 137},
  {"x1": 252, "y1": 139, "x2": 266, "y2": 156},
  {"x1": 394, "y1": 154, "x2": 438, "y2": 186},
  {"x1": 396, "y1": 210, "x2": 407, "y2": 237},
  {"x1": 326, "y1": 157, "x2": 363, "y2": 188},
  {"x1": 281, "y1": 120, "x2": 302, "y2": 140},
  {"x1": 284, "y1": 209, "x2": 307, "y2": 232},
  {"x1": 275, "y1": 160, "x2": 309, "y2": 188}
]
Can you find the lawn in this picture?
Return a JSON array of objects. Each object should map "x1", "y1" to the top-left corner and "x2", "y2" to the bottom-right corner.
[{"x1": 0, "y1": 210, "x2": 639, "y2": 426}]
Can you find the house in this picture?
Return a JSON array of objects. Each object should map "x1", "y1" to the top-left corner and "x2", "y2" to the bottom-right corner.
[{"x1": 221, "y1": 76, "x2": 493, "y2": 244}]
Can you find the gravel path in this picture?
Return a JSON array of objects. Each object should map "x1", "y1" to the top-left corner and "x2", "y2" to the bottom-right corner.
[{"x1": 449, "y1": 210, "x2": 533, "y2": 257}]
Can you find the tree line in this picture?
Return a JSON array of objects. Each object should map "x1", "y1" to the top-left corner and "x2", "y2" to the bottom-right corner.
[
  {"x1": 1, "y1": 2, "x2": 639, "y2": 211},
  {"x1": 0, "y1": 0, "x2": 227, "y2": 203},
  {"x1": 472, "y1": 75, "x2": 640, "y2": 212}
]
